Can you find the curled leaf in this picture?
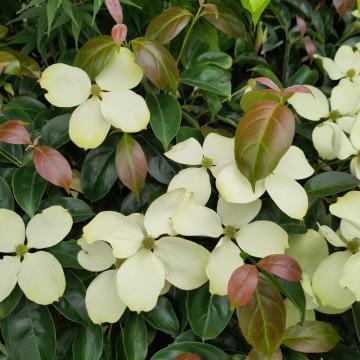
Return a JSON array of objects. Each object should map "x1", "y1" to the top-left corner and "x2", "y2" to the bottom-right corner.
[
  {"x1": 254, "y1": 77, "x2": 281, "y2": 93},
  {"x1": 111, "y1": 23, "x2": 127, "y2": 45},
  {"x1": 0, "y1": 120, "x2": 31, "y2": 145},
  {"x1": 105, "y1": 0, "x2": 123, "y2": 24}
]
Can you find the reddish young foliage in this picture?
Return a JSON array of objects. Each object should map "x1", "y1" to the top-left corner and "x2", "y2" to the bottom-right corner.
[
  {"x1": 0, "y1": 120, "x2": 31, "y2": 145},
  {"x1": 105, "y1": 0, "x2": 123, "y2": 24},
  {"x1": 175, "y1": 353, "x2": 201, "y2": 360},
  {"x1": 111, "y1": 23, "x2": 127, "y2": 45},
  {"x1": 257, "y1": 254, "x2": 302, "y2": 282},
  {"x1": 228, "y1": 264, "x2": 259, "y2": 308},
  {"x1": 254, "y1": 77, "x2": 281, "y2": 93},
  {"x1": 333, "y1": 0, "x2": 356, "y2": 17}
]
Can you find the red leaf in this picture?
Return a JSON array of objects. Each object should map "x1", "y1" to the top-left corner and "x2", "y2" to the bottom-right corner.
[
  {"x1": 283, "y1": 85, "x2": 312, "y2": 97},
  {"x1": 257, "y1": 254, "x2": 302, "y2": 282},
  {"x1": 228, "y1": 264, "x2": 259, "y2": 308},
  {"x1": 254, "y1": 77, "x2": 281, "y2": 93},
  {"x1": 333, "y1": 0, "x2": 356, "y2": 17},
  {"x1": 175, "y1": 353, "x2": 201, "y2": 360},
  {"x1": 105, "y1": 0, "x2": 123, "y2": 24},
  {"x1": 115, "y1": 134, "x2": 147, "y2": 199},
  {"x1": 111, "y1": 24, "x2": 127, "y2": 45},
  {"x1": 303, "y1": 36, "x2": 317, "y2": 60},
  {"x1": 295, "y1": 16, "x2": 306, "y2": 37},
  {"x1": 246, "y1": 348, "x2": 282, "y2": 360},
  {"x1": 33, "y1": 146, "x2": 72, "y2": 192},
  {"x1": 0, "y1": 120, "x2": 31, "y2": 145}
]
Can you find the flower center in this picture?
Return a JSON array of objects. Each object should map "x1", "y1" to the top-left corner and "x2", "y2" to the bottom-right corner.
[
  {"x1": 346, "y1": 68, "x2": 357, "y2": 79},
  {"x1": 201, "y1": 157, "x2": 213, "y2": 169},
  {"x1": 15, "y1": 244, "x2": 28, "y2": 257},
  {"x1": 91, "y1": 84, "x2": 101, "y2": 97},
  {"x1": 142, "y1": 236, "x2": 155, "y2": 250},
  {"x1": 329, "y1": 110, "x2": 340, "y2": 121},
  {"x1": 224, "y1": 225, "x2": 237, "y2": 239},
  {"x1": 347, "y1": 238, "x2": 360, "y2": 253},
  {"x1": 115, "y1": 258, "x2": 125, "y2": 268}
]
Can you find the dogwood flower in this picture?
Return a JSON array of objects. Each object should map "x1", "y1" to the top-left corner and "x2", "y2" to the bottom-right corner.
[
  {"x1": 164, "y1": 134, "x2": 234, "y2": 205},
  {"x1": 0, "y1": 206, "x2": 72, "y2": 305},
  {"x1": 216, "y1": 145, "x2": 314, "y2": 220},
  {"x1": 81, "y1": 189, "x2": 210, "y2": 312},
  {"x1": 314, "y1": 45, "x2": 360, "y2": 80},
  {"x1": 39, "y1": 47, "x2": 149, "y2": 149},
  {"x1": 288, "y1": 83, "x2": 359, "y2": 160},
  {"x1": 347, "y1": 117, "x2": 360, "y2": 179},
  {"x1": 171, "y1": 198, "x2": 289, "y2": 295}
]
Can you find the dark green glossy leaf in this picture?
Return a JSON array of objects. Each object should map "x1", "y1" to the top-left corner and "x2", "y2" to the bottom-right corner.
[
  {"x1": 240, "y1": 0, "x2": 271, "y2": 26},
  {"x1": 55, "y1": 322, "x2": 77, "y2": 360},
  {"x1": 1, "y1": 298, "x2": 56, "y2": 360},
  {"x1": 304, "y1": 171, "x2": 360, "y2": 197},
  {"x1": 0, "y1": 175, "x2": 13, "y2": 209},
  {"x1": 288, "y1": 65, "x2": 319, "y2": 86},
  {"x1": 187, "y1": 284, "x2": 232, "y2": 340},
  {"x1": 123, "y1": 312, "x2": 148, "y2": 360},
  {"x1": 81, "y1": 136, "x2": 118, "y2": 202},
  {"x1": 0, "y1": 286, "x2": 22, "y2": 320},
  {"x1": 143, "y1": 296, "x2": 180, "y2": 337},
  {"x1": 352, "y1": 302, "x2": 360, "y2": 343},
  {"x1": 41, "y1": 114, "x2": 71, "y2": 148},
  {"x1": 47, "y1": 240, "x2": 82, "y2": 269},
  {"x1": 72, "y1": 323, "x2": 103, "y2": 360},
  {"x1": 147, "y1": 93, "x2": 182, "y2": 150},
  {"x1": 195, "y1": 52, "x2": 233, "y2": 69},
  {"x1": 4, "y1": 96, "x2": 46, "y2": 115},
  {"x1": 12, "y1": 165, "x2": 47, "y2": 217}
]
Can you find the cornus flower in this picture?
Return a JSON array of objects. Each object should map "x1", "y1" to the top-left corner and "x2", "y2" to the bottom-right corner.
[
  {"x1": 81, "y1": 189, "x2": 210, "y2": 313},
  {"x1": 164, "y1": 134, "x2": 234, "y2": 205},
  {"x1": 0, "y1": 206, "x2": 72, "y2": 305},
  {"x1": 171, "y1": 198, "x2": 289, "y2": 295},
  {"x1": 216, "y1": 145, "x2": 314, "y2": 220},
  {"x1": 288, "y1": 83, "x2": 360, "y2": 160},
  {"x1": 39, "y1": 47, "x2": 150, "y2": 149},
  {"x1": 347, "y1": 117, "x2": 360, "y2": 179}
]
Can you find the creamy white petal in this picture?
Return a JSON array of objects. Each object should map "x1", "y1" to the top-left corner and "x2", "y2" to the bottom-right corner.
[
  {"x1": 101, "y1": 90, "x2": 150, "y2": 132},
  {"x1": 95, "y1": 47, "x2": 143, "y2": 91},
  {"x1": 287, "y1": 85, "x2": 329, "y2": 121},
  {"x1": 340, "y1": 253, "x2": 360, "y2": 300},
  {"x1": 0, "y1": 209, "x2": 25, "y2": 253},
  {"x1": 172, "y1": 205, "x2": 223, "y2": 238},
  {"x1": 340, "y1": 219, "x2": 360, "y2": 242},
  {"x1": 285, "y1": 299, "x2": 315, "y2": 328},
  {"x1": 85, "y1": 270, "x2": 126, "y2": 324},
  {"x1": 144, "y1": 189, "x2": 192, "y2": 238},
  {"x1": 330, "y1": 79, "x2": 360, "y2": 115},
  {"x1": 210, "y1": 159, "x2": 234, "y2": 178},
  {"x1": 0, "y1": 256, "x2": 21, "y2": 302},
  {"x1": 69, "y1": 97, "x2": 111, "y2": 149},
  {"x1": 18, "y1": 252, "x2": 66, "y2": 305},
  {"x1": 216, "y1": 164, "x2": 266, "y2": 203},
  {"x1": 265, "y1": 174, "x2": 308, "y2": 220},
  {"x1": 286, "y1": 230, "x2": 329, "y2": 278},
  {"x1": 337, "y1": 116, "x2": 355, "y2": 133},
  {"x1": 318, "y1": 225, "x2": 345, "y2": 247},
  {"x1": 235, "y1": 220, "x2": 288, "y2": 257},
  {"x1": 330, "y1": 191, "x2": 360, "y2": 227},
  {"x1": 39, "y1": 64, "x2": 91, "y2": 107},
  {"x1": 217, "y1": 198, "x2": 261, "y2": 228},
  {"x1": 315, "y1": 304, "x2": 351, "y2": 314},
  {"x1": 168, "y1": 167, "x2": 211, "y2": 205},
  {"x1": 116, "y1": 249, "x2": 165, "y2": 312},
  {"x1": 77, "y1": 238, "x2": 116, "y2": 272},
  {"x1": 350, "y1": 156, "x2": 360, "y2": 179},
  {"x1": 302, "y1": 272, "x2": 319, "y2": 310},
  {"x1": 350, "y1": 116, "x2": 360, "y2": 150},
  {"x1": 312, "y1": 251, "x2": 355, "y2": 309},
  {"x1": 206, "y1": 237, "x2": 243, "y2": 296},
  {"x1": 26, "y1": 206, "x2": 73, "y2": 249},
  {"x1": 83, "y1": 211, "x2": 144, "y2": 259},
  {"x1": 154, "y1": 236, "x2": 210, "y2": 290},
  {"x1": 164, "y1": 138, "x2": 203, "y2": 166},
  {"x1": 273, "y1": 146, "x2": 314, "y2": 180},
  {"x1": 126, "y1": 213, "x2": 146, "y2": 233},
  {"x1": 334, "y1": 45, "x2": 360, "y2": 75},
  {"x1": 312, "y1": 122, "x2": 339, "y2": 160},
  {"x1": 317, "y1": 56, "x2": 343, "y2": 80},
  {"x1": 202, "y1": 133, "x2": 234, "y2": 165}
]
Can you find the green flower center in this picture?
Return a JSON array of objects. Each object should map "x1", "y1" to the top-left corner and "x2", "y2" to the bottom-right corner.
[
  {"x1": 142, "y1": 236, "x2": 155, "y2": 250},
  {"x1": 329, "y1": 110, "x2": 340, "y2": 121},
  {"x1": 91, "y1": 84, "x2": 101, "y2": 97},
  {"x1": 347, "y1": 238, "x2": 360, "y2": 253},
  {"x1": 224, "y1": 225, "x2": 237, "y2": 239},
  {"x1": 346, "y1": 68, "x2": 357, "y2": 79},
  {"x1": 201, "y1": 157, "x2": 213, "y2": 169},
  {"x1": 15, "y1": 244, "x2": 28, "y2": 257},
  {"x1": 115, "y1": 258, "x2": 125, "y2": 269}
]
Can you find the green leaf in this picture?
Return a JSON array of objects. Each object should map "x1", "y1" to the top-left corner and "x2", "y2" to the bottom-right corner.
[
  {"x1": 250, "y1": 65, "x2": 282, "y2": 88},
  {"x1": 61, "y1": 0, "x2": 79, "y2": 29},
  {"x1": 6, "y1": 50, "x2": 41, "y2": 78},
  {"x1": 47, "y1": 240, "x2": 82, "y2": 269},
  {"x1": 240, "y1": 0, "x2": 271, "y2": 26},
  {"x1": 0, "y1": 25, "x2": 8, "y2": 39},
  {"x1": 0, "y1": 176, "x2": 13, "y2": 209},
  {"x1": 187, "y1": 284, "x2": 232, "y2": 340},
  {"x1": 0, "y1": 51, "x2": 20, "y2": 76},
  {"x1": 282, "y1": 321, "x2": 341, "y2": 353},
  {"x1": 147, "y1": 93, "x2": 182, "y2": 150},
  {"x1": 288, "y1": 65, "x2": 319, "y2": 86},
  {"x1": 1, "y1": 298, "x2": 56, "y2": 360},
  {"x1": 122, "y1": 312, "x2": 148, "y2": 360},
  {"x1": 55, "y1": 323, "x2": 77, "y2": 360},
  {"x1": 143, "y1": 296, "x2": 180, "y2": 337},
  {"x1": 352, "y1": 302, "x2": 360, "y2": 343},
  {"x1": 39, "y1": 196, "x2": 94, "y2": 222},
  {"x1": 72, "y1": 323, "x2": 103, "y2": 360},
  {"x1": 237, "y1": 277, "x2": 286, "y2": 356},
  {"x1": 47, "y1": 0, "x2": 61, "y2": 34},
  {"x1": 151, "y1": 342, "x2": 230, "y2": 360},
  {"x1": 53, "y1": 272, "x2": 90, "y2": 324},
  {"x1": 304, "y1": 171, "x2": 360, "y2": 197},
  {"x1": 74, "y1": 35, "x2": 117, "y2": 80},
  {"x1": 195, "y1": 51, "x2": 233, "y2": 69},
  {"x1": 240, "y1": 90, "x2": 282, "y2": 112},
  {"x1": 235, "y1": 101, "x2": 295, "y2": 188},
  {"x1": 41, "y1": 113, "x2": 71, "y2": 148},
  {"x1": 181, "y1": 64, "x2": 231, "y2": 97},
  {"x1": 12, "y1": 165, "x2": 47, "y2": 217},
  {"x1": 92, "y1": 0, "x2": 103, "y2": 22},
  {"x1": 0, "y1": 287, "x2": 22, "y2": 320},
  {"x1": 132, "y1": 37, "x2": 179, "y2": 95},
  {"x1": 145, "y1": 7, "x2": 192, "y2": 44},
  {"x1": 81, "y1": 135, "x2": 118, "y2": 202}
]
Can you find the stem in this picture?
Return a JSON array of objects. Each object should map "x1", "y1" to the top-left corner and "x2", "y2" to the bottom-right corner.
[
  {"x1": 216, "y1": 114, "x2": 237, "y2": 128},
  {"x1": 182, "y1": 110, "x2": 200, "y2": 129},
  {"x1": 0, "y1": 148, "x2": 21, "y2": 167},
  {"x1": 176, "y1": 7, "x2": 202, "y2": 65}
]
